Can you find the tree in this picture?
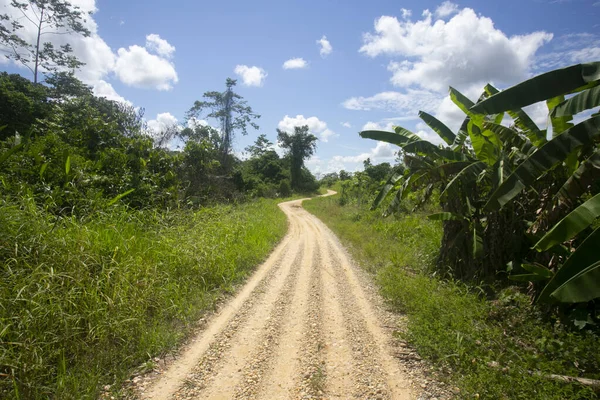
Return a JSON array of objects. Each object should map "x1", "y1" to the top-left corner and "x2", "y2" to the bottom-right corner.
[
  {"x1": 186, "y1": 78, "x2": 260, "y2": 167},
  {"x1": 277, "y1": 125, "x2": 317, "y2": 190},
  {"x1": 0, "y1": 0, "x2": 91, "y2": 83},
  {"x1": 339, "y1": 170, "x2": 351, "y2": 180},
  {"x1": 245, "y1": 133, "x2": 272, "y2": 158}
]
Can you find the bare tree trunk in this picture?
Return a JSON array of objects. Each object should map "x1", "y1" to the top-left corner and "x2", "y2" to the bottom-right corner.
[{"x1": 33, "y1": 6, "x2": 44, "y2": 83}]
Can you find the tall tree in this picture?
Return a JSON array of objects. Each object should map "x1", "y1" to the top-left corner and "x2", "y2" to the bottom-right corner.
[
  {"x1": 186, "y1": 78, "x2": 260, "y2": 167},
  {"x1": 0, "y1": 0, "x2": 91, "y2": 83},
  {"x1": 245, "y1": 133, "x2": 272, "y2": 158},
  {"x1": 277, "y1": 125, "x2": 317, "y2": 190}
]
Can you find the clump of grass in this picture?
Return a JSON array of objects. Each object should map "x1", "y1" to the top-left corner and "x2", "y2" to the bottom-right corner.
[
  {"x1": 0, "y1": 197, "x2": 287, "y2": 399},
  {"x1": 304, "y1": 195, "x2": 600, "y2": 399}
]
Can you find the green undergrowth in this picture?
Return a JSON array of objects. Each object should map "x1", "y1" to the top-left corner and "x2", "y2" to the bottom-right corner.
[
  {"x1": 304, "y1": 195, "x2": 600, "y2": 399},
  {"x1": 0, "y1": 198, "x2": 287, "y2": 399}
]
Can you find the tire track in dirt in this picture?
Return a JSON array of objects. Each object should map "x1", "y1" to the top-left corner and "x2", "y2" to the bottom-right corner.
[{"x1": 141, "y1": 192, "x2": 415, "y2": 400}]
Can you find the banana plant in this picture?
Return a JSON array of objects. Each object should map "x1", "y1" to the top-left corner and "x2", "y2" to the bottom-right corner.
[{"x1": 360, "y1": 61, "x2": 600, "y2": 303}]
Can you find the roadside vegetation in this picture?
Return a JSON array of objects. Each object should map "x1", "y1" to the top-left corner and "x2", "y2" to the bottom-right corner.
[
  {"x1": 307, "y1": 62, "x2": 600, "y2": 399},
  {"x1": 0, "y1": 2, "x2": 320, "y2": 396}
]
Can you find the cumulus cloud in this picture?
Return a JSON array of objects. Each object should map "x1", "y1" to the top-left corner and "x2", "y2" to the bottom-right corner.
[
  {"x1": 306, "y1": 142, "x2": 397, "y2": 175},
  {"x1": 317, "y1": 35, "x2": 333, "y2": 57},
  {"x1": 341, "y1": 122, "x2": 352, "y2": 128},
  {"x1": 278, "y1": 115, "x2": 338, "y2": 142},
  {"x1": 283, "y1": 58, "x2": 308, "y2": 69},
  {"x1": 115, "y1": 45, "x2": 178, "y2": 90},
  {"x1": 92, "y1": 80, "x2": 131, "y2": 105},
  {"x1": 401, "y1": 8, "x2": 412, "y2": 19},
  {"x1": 145, "y1": 34, "x2": 176, "y2": 58},
  {"x1": 342, "y1": 90, "x2": 440, "y2": 116},
  {"x1": 0, "y1": 0, "x2": 179, "y2": 99},
  {"x1": 234, "y1": 65, "x2": 268, "y2": 87},
  {"x1": 435, "y1": 1, "x2": 459, "y2": 18},
  {"x1": 362, "y1": 121, "x2": 395, "y2": 132},
  {"x1": 359, "y1": 8, "x2": 552, "y2": 92}
]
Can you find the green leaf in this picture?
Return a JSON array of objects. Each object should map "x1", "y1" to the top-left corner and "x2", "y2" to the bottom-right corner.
[
  {"x1": 402, "y1": 140, "x2": 469, "y2": 161},
  {"x1": 39, "y1": 163, "x2": 48, "y2": 179},
  {"x1": 539, "y1": 227, "x2": 600, "y2": 303},
  {"x1": 107, "y1": 189, "x2": 135, "y2": 206},
  {"x1": 485, "y1": 115, "x2": 600, "y2": 211},
  {"x1": 485, "y1": 83, "x2": 543, "y2": 143},
  {"x1": 556, "y1": 150, "x2": 600, "y2": 205},
  {"x1": 360, "y1": 130, "x2": 417, "y2": 147},
  {"x1": 371, "y1": 173, "x2": 403, "y2": 210},
  {"x1": 468, "y1": 121, "x2": 501, "y2": 165},
  {"x1": 427, "y1": 212, "x2": 467, "y2": 221},
  {"x1": 551, "y1": 260, "x2": 600, "y2": 303},
  {"x1": 434, "y1": 161, "x2": 473, "y2": 179},
  {"x1": 65, "y1": 155, "x2": 71, "y2": 175},
  {"x1": 450, "y1": 87, "x2": 485, "y2": 126},
  {"x1": 395, "y1": 126, "x2": 422, "y2": 140},
  {"x1": 440, "y1": 162, "x2": 486, "y2": 198},
  {"x1": 472, "y1": 62, "x2": 600, "y2": 114},
  {"x1": 0, "y1": 143, "x2": 24, "y2": 167},
  {"x1": 551, "y1": 85, "x2": 600, "y2": 118},
  {"x1": 418, "y1": 111, "x2": 456, "y2": 146},
  {"x1": 534, "y1": 193, "x2": 600, "y2": 251},
  {"x1": 509, "y1": 273, "x2": 550, "y2": 282},
  {"x1": 522, "y1": 263, "x2": 554, "y2": 279},
  {"x1": 547, "y1": 95, "x2": 574, "y2": 137},
  {"x1": 452, "y1": 119, "x2": 470, "y2": 151}
]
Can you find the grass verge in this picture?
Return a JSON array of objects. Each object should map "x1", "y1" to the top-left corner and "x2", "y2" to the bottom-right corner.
[
  {"x1": 0, "y1": 198, "x2": 287, "y2": 399},
  {"x1": 304, "y1": 194, "x2": 600, "y2": 400}
]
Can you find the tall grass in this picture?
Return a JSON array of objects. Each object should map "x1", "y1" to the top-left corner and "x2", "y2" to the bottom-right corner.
[
  {"x1": 304, "y1": 195, "x2": 600, "y2": 399},
  {"x1": 0, "y1": 197, "x2": 287, "y2": 399}
]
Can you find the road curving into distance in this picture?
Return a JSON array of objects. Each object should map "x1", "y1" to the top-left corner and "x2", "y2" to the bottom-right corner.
[{"x1": 141, "y1": 191, "x2": 416, "y2": 399}]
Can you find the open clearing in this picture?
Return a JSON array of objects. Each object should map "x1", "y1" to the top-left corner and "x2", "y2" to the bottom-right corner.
[{"x1": 139, "y1": 192, "x2": 427, "y2": 399}]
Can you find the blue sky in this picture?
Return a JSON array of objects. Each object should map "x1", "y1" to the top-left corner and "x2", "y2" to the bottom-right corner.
[{"x1": 2, "y1": 0, "x2": 599, "y2": 176}]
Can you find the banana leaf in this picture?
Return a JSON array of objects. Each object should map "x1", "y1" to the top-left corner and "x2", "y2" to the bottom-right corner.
[
  {"x1": 471, "y1": 62, "x2": 600, "y2": 114},
  {"x1": 538, "y1": 227, "x2": 600, "y2": 303},
  {"x1": 402, "y1": 140, "x2": 469, "y2": 161},
  {"x1": 556, "y1": 150, "x2": 600, "y2": 205},
  {"x1": 418, "y1": 111, "x2": 456, "y2": 146},
  {"x1": 360, "y1": 130, "x2": 417, "y2": 147},
  {"x1": 485, "y1": 115, "x2": 600, "y2": 211},
  {"x1": 551, "y1": 260, "x2": 600, "y2": 303},
  {"x1": 534, "y1": 193, "x2": 600, "y2": 251},
  {"x1": 371, "y1": 173, "x2": 403, "y2": 210},
  {"x1": 551, "y1": 85, "x2": 600, "y2": 117},
  {"x1": 440, "y1": 161, "x2": 486, "y2": 198},
  {"x1": 547, "y1": 95, "x2": 574, "y2": 137}
]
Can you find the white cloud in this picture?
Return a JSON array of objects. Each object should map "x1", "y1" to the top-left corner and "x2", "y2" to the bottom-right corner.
[
  {"x1": 435, "y1": 1, "x2": 459, "y2": 18},
  {"x1": 333, "y1": 142, "x2": 396, "y2": 164},
  {"x1": 360, "y1": 9, "x2": 552, "y2": 92},
  {"x1": 145, "y1": 34, "x2": 176, "y2": 58},
  {"x1": 277, "y1": 115, "x2": 338, "y2": 142},
  {"x1": 0, "y1": 0, "x2": 179, "y2": 98},
  {"x1": 342, "y1": 89, "x2": 441, "y2": 116},
  {"x1": 92, "y1": 80, "x2": 131, "y2": 105},
  {"x1": 234, "y1": 65, "x2": 268, "y2": 87},
  {"x1": 362, "y1": 121, "x2": 395, "y2": 132},
  {"x1": 306, "y1": 142, "x2": 397, "y2": 175},
  {"x1": 341, "y1": 122, "x2": 352, "y2": 128},
  {"x1": 147, "y1": 112, "x2": 179, "y2": 134},
  {"x1": 317, "y1": 35, "x2": 333, "y2": 57},
  {"x1": 187, "y1": 117, "x2": 209, "y2": 129},
  {"x1": 401, "y1": 8, "x2": 412, "y2": 19},
  {"x1": 115, "y1": 45, "x2": 178, "y2": 90},
  {"x1": 283, "y1": 58, "x2": 308, "y2": 69}
]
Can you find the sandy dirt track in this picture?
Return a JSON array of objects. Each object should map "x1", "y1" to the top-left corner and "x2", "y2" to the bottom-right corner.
[{"x1": 141, "y1": 192, "x2": 419, "y2": 399}]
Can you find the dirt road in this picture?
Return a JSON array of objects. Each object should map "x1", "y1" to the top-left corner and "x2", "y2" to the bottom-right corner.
[{"x1": 142, "y1": 192, "x2": 416, "y2": 399}]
